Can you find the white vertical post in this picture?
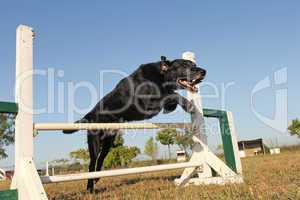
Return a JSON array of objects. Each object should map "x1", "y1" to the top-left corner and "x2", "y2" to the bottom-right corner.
[
  {"x1": 52, "y1": 167, "x2": 55, "y2": 176},
  {"x1": 15, "y1": 24, "x2": 34, "y2": 164},
  {"x1": 183, "y1": 51, "x2": 212, "y2": 178},
  {"x1": 176, "y1": 52, "x2": 242, "y2": 186},
  {"x1": 175, "y1": 52, "x2": 213, "y2": 186},
  {"x1": 11, "y1": 25, "x2": 48, "y2": 200},
  {"x1": 45, "y1": 161, "x2": 49, "y2": 176}
]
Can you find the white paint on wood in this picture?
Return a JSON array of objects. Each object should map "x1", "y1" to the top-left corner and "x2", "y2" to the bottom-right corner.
[
  {"x1": 34, "y1": 122, "x2": 191, "y2": 131},
  {"x1": 179, "y1": 51, "x2": 212, "y2": 183},
  {"x1": 45, "y1": 161, "x2": 49, "y2": 176},
  {"x1": 41, "y1": 162, "x2": 201, "y2": 183},
  {"x1": 11, "y1": 25, "x2": 48, "y2": 200}
]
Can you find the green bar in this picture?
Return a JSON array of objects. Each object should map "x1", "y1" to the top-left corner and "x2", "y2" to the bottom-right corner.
[
  {"x1": 0, "y1": 189, "x2": 18, "y2": 200},
  {"x1": 203, "y1": 108, "x2": 224, "y2": 118},
  {"x1": 0, "y1": 102, "x2": 18, "y2": 114},
  {"x1": 202, "y1": 108, "x2": 238, "y2": 172},
  {"x1": 219, "y1": 111, "x2": 237, "y2": 172}
]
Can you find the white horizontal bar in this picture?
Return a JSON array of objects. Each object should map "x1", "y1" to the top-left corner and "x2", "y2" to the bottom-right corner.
[
  {"x1": 41, "y1": 162, "x2": 201, "y2": 183},
  {"x1": 34, "y1": 122, "x2": 191, "y2": 131}
]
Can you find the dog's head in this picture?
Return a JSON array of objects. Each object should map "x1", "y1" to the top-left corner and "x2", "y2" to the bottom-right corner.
[{"x1": 160, "y1": 56, "x2": 206, "y2": 93}]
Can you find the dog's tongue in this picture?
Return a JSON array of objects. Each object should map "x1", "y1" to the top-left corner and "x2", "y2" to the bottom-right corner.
[
  {"x1": 179, "y1": 80, "x2": 198, "y2": 93},
  {"x1": 181, "y1": 80, "x2": 188, "y2": 84}
]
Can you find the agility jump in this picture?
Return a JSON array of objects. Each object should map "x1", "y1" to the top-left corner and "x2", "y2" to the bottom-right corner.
[{"x1": 0, "y1": 25, "x2": 243, "y2": 200}]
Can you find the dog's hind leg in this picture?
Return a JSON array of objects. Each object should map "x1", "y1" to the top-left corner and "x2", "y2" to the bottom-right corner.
[
  {"x1": 93, "y1": 133, "x2": 116, "y2": 185},
  {"x1": 87, "y1": 130, "x2": 103, "y2": 193}
]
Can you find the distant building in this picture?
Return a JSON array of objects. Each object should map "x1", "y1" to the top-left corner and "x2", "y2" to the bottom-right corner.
[
  {"x1": 176, "y1": 150, "x2": 187, "y2": 162},
  {"x1": 238, "y1": 138, "x2": 266, "y2": 157},
  {"x1": 5, "y1": 170, "x2": 14, "y2": 180}
]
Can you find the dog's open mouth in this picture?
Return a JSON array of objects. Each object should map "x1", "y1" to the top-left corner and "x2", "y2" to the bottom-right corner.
[{"x1": 177, "y1": 76, "x2": 203, "y2": 93}]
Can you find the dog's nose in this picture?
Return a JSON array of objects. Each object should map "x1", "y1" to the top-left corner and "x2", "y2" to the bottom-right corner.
[{"x1": 201, "y1": 69, "x2": 206, "y2": 77}]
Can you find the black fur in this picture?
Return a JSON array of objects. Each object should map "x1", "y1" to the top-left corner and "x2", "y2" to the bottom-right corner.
[{"x1": 63, "y1": 57, "x2": 206, "y2": 192}]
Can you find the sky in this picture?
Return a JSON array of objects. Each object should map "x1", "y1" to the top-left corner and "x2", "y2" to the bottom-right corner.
[{"x1": 0, "y1": 0, "x2": 300, "y2": 168}]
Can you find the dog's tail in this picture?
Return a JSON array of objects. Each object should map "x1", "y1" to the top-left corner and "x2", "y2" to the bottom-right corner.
[
  {"x1": 63, "y1": 129, "x2": 78, "y2": 134},
  {"x1": 63, "y1": 118, "x2": 87, "y2": 134}
]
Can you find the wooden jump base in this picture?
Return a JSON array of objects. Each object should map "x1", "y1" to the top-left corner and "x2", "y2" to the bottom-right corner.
[{"x1": 0, "y1": 25, "x2": 243, "y2": 200}]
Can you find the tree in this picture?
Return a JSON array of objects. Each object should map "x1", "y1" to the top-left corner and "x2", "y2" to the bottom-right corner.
[
  {"x1": 156, "y1": 128, "x2": 177, "y2": 159},
  {"x1": 216, "y1": 144, "x2": 223, "y2": 151},
  {"x1": 0, "y1": 114, "x2": 15, "y2": 159},
  {"x1": 67, "y1": 134, "x2": 140, "y2": 169},
  {"x1": 104, "y1": 146, "x2": 140, "y2": 168},
  {"x1": 288, "y1": 119, "x2": 300, "y2": 138},
  {"x1": 112, "y1": 133, "x2": 124, "y2": 147},
  {"x1": 69, "y1": 148, "x2": 89, "y2": 164},
  {"x1": 49, "y1": 158, "x2": 70, "y2": 173},
  {"x1": 216, "y1": 144, "x2": 224, "y2": 155},
  {"x1": 51, "y1": 158, "x2": 70, "y2": 168},
  {"x1": 144, "y1": 137, "x2": 158, "y2": 160},
  {"x1": 104, "y1": 133, "x2": 141, "y2": 168},
  {"x1": 102, "y1": 134, "x2": 140, "y2": 169},
  {"x1": 175, "y1": 128, "x2": 194, "y2": 155}
]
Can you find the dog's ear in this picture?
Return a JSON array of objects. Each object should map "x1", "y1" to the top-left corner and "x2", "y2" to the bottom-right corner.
[{"x1": 160, "y1": 56, "x2": 170, "y2": 73}]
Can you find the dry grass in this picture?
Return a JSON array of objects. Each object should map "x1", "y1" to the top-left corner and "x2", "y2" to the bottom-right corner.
[{"x1": 1, "y1": 150, "x2": 300, "y2": 199}]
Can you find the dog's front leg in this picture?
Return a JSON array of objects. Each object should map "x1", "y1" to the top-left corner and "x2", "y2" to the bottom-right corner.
[{"x1": 164, "y1": 93, "x2": 198, "y2": 114}]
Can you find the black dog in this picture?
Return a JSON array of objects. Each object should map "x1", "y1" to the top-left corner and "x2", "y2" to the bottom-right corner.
[{"x1": 63, "y1": 56, "x2": 206, "y2": 192}]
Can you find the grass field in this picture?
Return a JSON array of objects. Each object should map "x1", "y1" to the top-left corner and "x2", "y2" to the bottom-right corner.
[{"x1": 1, "y1": 150, "x2": 300, "y2": 200}]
